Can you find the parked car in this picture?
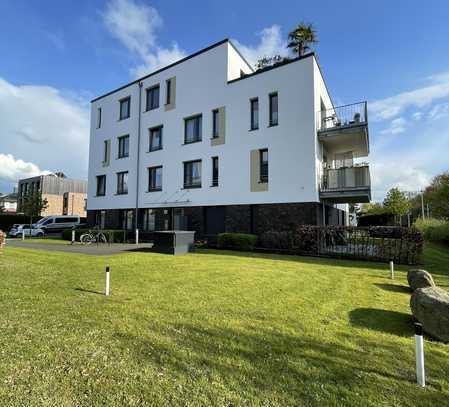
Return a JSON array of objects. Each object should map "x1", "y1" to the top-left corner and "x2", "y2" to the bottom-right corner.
[
  {"x1": 8, "y1": 224, "x2": 26, "y2": 237},
  {"x1": 18, "y1": 226, "x2": 46, "y2": 237},
  {"x1": 34, "y1": 215, "x2": 81, "y2": 233}
]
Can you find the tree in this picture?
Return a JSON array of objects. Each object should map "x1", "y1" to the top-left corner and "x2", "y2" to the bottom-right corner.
[
  {"x1": 425, "y1": 171, "x2": 449, "y2": 220},
  {"x1": 287, "y1": 23, "x2": 318, "y2": 57},
  {"x1": 383, "y1": 188, "x2": 411, "y2": 225},
  {"x1": 21, "y1": 192, "x2": 48, "y2": 227}
]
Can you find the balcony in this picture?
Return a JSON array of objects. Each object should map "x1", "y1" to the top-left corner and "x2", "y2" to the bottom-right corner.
[
  {"x1": 317, "y1": 102, "x2": 369, "y2": 158},
  {"x1": 320, "y1": 165, "x2": 371, "y2": 203}
]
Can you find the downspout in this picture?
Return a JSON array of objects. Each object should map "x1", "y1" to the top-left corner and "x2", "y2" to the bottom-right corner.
[{"x1": 135, "y1": 81, "x2": 143, "y2": 239}]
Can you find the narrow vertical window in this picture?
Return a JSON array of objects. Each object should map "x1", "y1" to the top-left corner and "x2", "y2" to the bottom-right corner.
[
  {"x1": 250, "y1": 98, "x2": 259, "y2": 130},
  {"x1": 103, "y1": 140, "x2": 109, "y2": 163},
  {"x1": 166, "y1": 79, "x2": 171, "y2": 105},
  {"x1": 148, "y1": 166, "x2": 163, "y2": 191},
  {"x1": 212, "y1": 109, "x2": 219, "y2": 138},
  {"x1": 119, "y1": 97, "x2": 131, "y2": 120},
  {"x1": 146, "y1": 85, "x2": 160, "y2": 111},
  {"x1": 117, "y1": 171, "x2": 128, "y2": 194},
  {"x1": 259, "y1": 149, "x2": 268, "y2": 183},
  {"x1": 96, "y1": 175, "x2": 106, "y2": 196},
  {"x1": 97, "y1": 107, "x2": 102, "y2": 128},
  {"x1": 269, "y1": 92, "x2": 278, "y2": 126},
  {"x1": 211, "y1": 157, "x2": 219, "y2": 187},
  {"x1": 149, "y1": 126, "x2": 163, "y2": 151}
]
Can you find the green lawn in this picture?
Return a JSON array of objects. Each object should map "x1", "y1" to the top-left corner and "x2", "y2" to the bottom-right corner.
[{"x1": 1, "y1": 244, "x2": 449, "y2": 406}]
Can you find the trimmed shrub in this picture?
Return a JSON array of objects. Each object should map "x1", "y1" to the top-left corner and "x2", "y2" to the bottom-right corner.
[
  {"x1": 217, "y1": 233, "x2": 257, "y2": 251},
  {"x1": 62, "y1": 229, "x2": 129, "y2": 243}
]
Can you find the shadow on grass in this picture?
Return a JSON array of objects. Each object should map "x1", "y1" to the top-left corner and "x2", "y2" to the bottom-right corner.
[
  {"x1": 74, "y1": 287, "x2": 104, "y2": 296},
  {"x1": 349, "y1": 308, "x2": 413, "y2": 337},
  {"x1": 374, "y1": 283, "x2": 410, "y2": 294}
]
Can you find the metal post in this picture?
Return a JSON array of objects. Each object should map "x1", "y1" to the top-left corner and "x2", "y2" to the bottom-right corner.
[
  {"x1": 22, "y1": 230, "x2": 25, "y2": 241},
  {"x1": 389, "y1": 260, "x2": 394, "y2": 279},
  {"x1": 322, "y1": 203, "x2": 326, "y2": 226},
  {"x1": 415, "y1": 323, "x2": 425, "y2": 387},
  {"x1": 71, "y1": 229, "x2": 75, "y2": 245},
  {"x1": 135, "y1": 228, "x2": 139, "y2": 245},
  {"x1": 421, "y1": 191, "x2": 425, "y2": 219},
  {"x1": 105, "y1": 266, "x2": 110, "y2": 296}
]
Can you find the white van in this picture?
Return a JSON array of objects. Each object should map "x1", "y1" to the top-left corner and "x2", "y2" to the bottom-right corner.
[{"x1": 34, "y1": 215, "x2": 81, "y2": 233}]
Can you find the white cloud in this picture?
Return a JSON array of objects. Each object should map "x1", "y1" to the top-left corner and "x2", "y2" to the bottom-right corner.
[
  {"x1": 428, "y1": 102, "x2": 449, "y2": 120},
  {"x1": 380, "y1": 117, "x2": 406, "y2": 135},
  {"x1": 0, "y1": 154, "x2": 48, "y2": 182},
  {"x1": 103, "y1": 0, "x2": 186, "y2": 77},
  {"x1": 370, "y1": 70, "x2": 449, "y2": 121},
  {"x1": 0, "y1": 78, "x2": 89, "y2": 190},
  {"x1": 232, "y1": 25, "x2": 288, "y2": 68}
]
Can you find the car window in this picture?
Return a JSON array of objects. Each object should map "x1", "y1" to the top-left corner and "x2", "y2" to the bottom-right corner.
[{"x1": 41, "y1": 218, "x2": 53, "y2": 225}]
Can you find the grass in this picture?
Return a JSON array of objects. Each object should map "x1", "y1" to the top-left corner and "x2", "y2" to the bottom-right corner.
[
  {"x1": 0, "y1": 243, "x2": 448, "y2": 406},
  {"x1": 10, "y1": 236, "x2": 73, "y2": 245}
]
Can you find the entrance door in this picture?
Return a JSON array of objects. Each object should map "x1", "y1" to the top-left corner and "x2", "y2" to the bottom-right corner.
[{"x1": 205, "y1": 206, "x2": 226, "y2": 235}]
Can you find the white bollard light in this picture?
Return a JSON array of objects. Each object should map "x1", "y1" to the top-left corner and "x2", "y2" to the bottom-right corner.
[
  {"x1": 105, "y1": 266, "x2": 110, "y2": 296},
  {"x1": 135, "y1": 228, "x2": 139, "y2": 245},
  {"x1": 389, "y1": 260, "x2": 394, "y2": 280},
  {"x1": 71, "y1": 230, "x2": 75, "y2": 244},
  {"x1": 415, "y1": 322, "x2": 425, "y2": 387},
  {"x1": 22, "y1": 230, "x2": 25, "y2": 241}
]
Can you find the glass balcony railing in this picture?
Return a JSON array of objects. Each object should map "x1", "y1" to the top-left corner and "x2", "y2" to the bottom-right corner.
[{"x1": 321, "y1": 165, "x2": 371, "y2": 191}]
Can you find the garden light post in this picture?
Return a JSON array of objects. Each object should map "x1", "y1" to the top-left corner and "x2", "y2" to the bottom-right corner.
[
  {"x1": 135, "y1": 228, "x2": 139, "y2": 245},
  {"x1": 415, "y1": 322, "x2": 425, "y2": 387},
  {"x1": 389, "y1": 260, "x2": 394, "y2": 279},
  {"x1": 105, "y1": 266, "x2": 110, "y2": 296},
  {"x1": 22, "y1": 230, "x2": 25, "y2": 241},
  {"x1": 71, "y1": 230, "x2": 75, "y2": 245}
]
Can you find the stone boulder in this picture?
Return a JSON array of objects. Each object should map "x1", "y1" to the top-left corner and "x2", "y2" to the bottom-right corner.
[
  {"x1": 407, "y1": 269, "x2": 435, "y2": 291},
  {"x1": 410, "y1": 287, "x2": 449, "y2": 342}
]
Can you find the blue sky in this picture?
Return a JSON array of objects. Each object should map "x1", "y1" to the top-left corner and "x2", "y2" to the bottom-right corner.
[{"x1": 1, "y1": 0, "x2": 448, "y2": 200}]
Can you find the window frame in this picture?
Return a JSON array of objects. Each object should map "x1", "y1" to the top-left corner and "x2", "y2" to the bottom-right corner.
[
  {"x1": 269, "y1": 92, "x2": 278, "y2": 126},
  {"x1": 250, "y1": 97, "x2": 259, "y2": 130},
  {"x1": 149, "y1": 125, "x2": 163, "y2": 152},
  {"x1": 165, "y1": 79, "x2": 171, "y2": 105},
  {"x1": 117, "y1": 135, "x2": 130, "y2": 159},
  {"x1": 103, "y1": 140, "x2": 109, "y2": 163},
  {"x1": 212, "y1": 109, "x2": 219, "y2": 139},
  {"x1": 184, "y1": 114, "x2": 202, "y2": 144},
  {"x1": 145, "y1": 84, "x2": 160, "y2": 111},
  {"x1": 119, "y1": 96, "x2": 131, "y2": 120},
  {"x1": 96, "y1": 175, "x2": 106, "y2": 196},
  {"x1": 97, "y1": 107, "x2": 102, "y2": 129},
  {"x1": 116, "y1": 171, "x2": 129, "y2": 195},
  {"x1": 211, "y1": 156, "x2": 219, "y2": 187},
  {"x1": 183, "y1": 159, "x2": 202, "y2": 189},
  {"x1": 259, "y1": 149, "x2": 268, "y2": 183},
  {"x1": 148, "y1": 165, "x2": 163, "y2": 192}
]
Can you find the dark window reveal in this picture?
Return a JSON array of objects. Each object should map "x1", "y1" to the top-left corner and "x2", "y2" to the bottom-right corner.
[
  {"x1": 212, "y1": 156, "x2": 219, "y2": 187},
  {"x1": 269, "y1": 92, "x2": 278, "y2": 126}
]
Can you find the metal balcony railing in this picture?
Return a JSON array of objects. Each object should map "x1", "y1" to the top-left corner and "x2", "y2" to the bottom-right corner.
[
  {"x1": 321, "y1": 165, "x2": 370, "y2": 191},
  {"x1": 317, "y1": 101, "x2": 368, "y2": 132}
]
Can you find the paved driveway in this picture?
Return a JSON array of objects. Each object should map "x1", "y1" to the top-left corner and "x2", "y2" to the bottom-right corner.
[{"x1": 6, "y1": 240, "x2": 153, "y2": 256}]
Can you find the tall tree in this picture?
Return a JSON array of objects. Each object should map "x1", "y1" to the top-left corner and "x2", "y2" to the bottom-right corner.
[
  {"x1": 287, "y1": 23, "x2": 318, "y2": 57},
  {"x1": 425, "y1": 171, "x2": 449, "y2": 220},
  {"x1": 383, "y1": 188, "x2": 411, "y2": 225},
  {"x1": 21, "y1": 192, "x2": 48, "y2": 228}
]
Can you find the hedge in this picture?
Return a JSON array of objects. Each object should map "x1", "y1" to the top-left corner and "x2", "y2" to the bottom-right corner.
[
  {"x1": 0, "y1": 214, "x2": 42, "y2": 232},
  {"x1": 217, "y1": 233, "x2": 258, "y2": 251},
  {"x1": 414, "y1": 218, "x2": 449, "y2": 244},
  {"x1": 62, "y1": 229, "x2": 130, "y2": 243}
]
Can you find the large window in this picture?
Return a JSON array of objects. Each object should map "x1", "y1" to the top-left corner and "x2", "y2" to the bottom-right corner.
[
  {"x1": 148, "y1": 166, "x2": 163, "y2": 192},
  {"x1": 149, "y1": 126, "x2": 163, "y2": 151},
  {"x1": 184, "y1": 160, "x2": 202, "y2": 188},
  {"x1": 212, "y1": 109, "x2": 219, "y2": 138},
  {"x1": 184, "y1": 114, "x2": 202, "y2": 144},
  {"x1": 142, "y1": 209, "x2": 156, "y2": 231},
  {"x1": 146, "y1": 85, "x2": 160, "y2": 111},
  {"x1": 95, "y1": 210, "x2": 106, "y2": 229},
  {"x1": 121, "y1": 209, "x2": 133, "y2": 230},
  {"x1": 96, "y1": 175, "x2": 106, "y2": 196},
  {"x1": 259, "y1": 149, "x2": 268, "y2": 183},
  {"x1": 116, "y1": 171, "x2": 128, "y2": 195},
  {"x1": 269, "y1": 92, "x2": 278, "y2": 126},
  {"x1": 211, "y1": 156, "x2": 219, "y2": 187},
  {"x1": 119, "y1": 96, "x2": 130, "y2": 120},
  {"x1": 97, "y1": 107, "x2": 102, "y2": 128},
  {"x1": 250, "y1": 98, "x2": 259, "y2": 130},
  {"x1": 118, "y1": 135, "x2": 129, "y2": 158},
  {"x1": 166, "y1": 79, "x2": 172, "y2": 105}
]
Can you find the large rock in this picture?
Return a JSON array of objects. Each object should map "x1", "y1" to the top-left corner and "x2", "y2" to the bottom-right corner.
[
  {"x1": 410, "y1": 287, "x2": 449, "y2": 341},
  {"x1": 407, "y1": 269, "x2": 435, "y2": 291}
]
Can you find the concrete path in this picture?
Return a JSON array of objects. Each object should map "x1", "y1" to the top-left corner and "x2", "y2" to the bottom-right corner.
[{"x1": 6, "y1": 239, "x2": 153, "y2": 256}]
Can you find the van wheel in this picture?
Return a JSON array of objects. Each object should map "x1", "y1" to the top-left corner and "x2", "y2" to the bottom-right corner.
[{"x1": 36, "y1": 232, "x2": 44, "y2": 237}]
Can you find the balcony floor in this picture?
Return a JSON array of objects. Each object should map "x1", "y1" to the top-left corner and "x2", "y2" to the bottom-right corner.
[{"x1": 320, "y1": 187, "x2": 371, "y2": 203}]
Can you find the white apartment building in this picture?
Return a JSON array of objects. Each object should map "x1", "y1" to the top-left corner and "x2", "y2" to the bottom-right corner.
[{"x1": 87, "y1": 39, "x2": 370, "y2": 237}]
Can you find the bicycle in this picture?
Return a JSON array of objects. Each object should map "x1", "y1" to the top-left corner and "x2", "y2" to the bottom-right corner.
[{"x1": 80, "y1": 230, "x2": 108, "y2": 245}]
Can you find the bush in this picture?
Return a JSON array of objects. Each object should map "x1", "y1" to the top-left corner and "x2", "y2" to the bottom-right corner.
[
  {"x1": 217, "y1": 233, "x2": 257, "y2": 251},
  {"x1": 414, "y1": 218, "x2": 449, "y2": 243},
  {"x1": 62, "y1": 229, "x2": 130, "y2": 243}
]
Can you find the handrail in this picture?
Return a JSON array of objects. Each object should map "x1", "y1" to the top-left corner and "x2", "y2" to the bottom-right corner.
[
  {"x1": 317, "y1": 101, "x2": 368, "y2": 132},
  {"x1": 321, "y1": 165, "x2": 370, "y2": 191}
]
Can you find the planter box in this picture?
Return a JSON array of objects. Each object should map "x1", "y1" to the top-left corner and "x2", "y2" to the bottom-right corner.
[{"x1": 152, "y1": 230, "x2": 195, "y2": 255}]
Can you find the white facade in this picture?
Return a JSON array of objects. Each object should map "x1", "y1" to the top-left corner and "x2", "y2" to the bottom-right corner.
[{"x1": 87, "y1": 40, "x2": 343, "y2": 213}]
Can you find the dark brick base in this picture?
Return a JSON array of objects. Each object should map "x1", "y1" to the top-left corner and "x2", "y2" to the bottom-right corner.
[{"x1": 87, "y1": 202, "x2": 346, "y2": 239}]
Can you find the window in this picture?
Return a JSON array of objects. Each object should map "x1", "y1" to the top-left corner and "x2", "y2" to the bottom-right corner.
[
  {"x1": 121, "y1": 209, "x2": 133, "y2": 230},
  {"x1": 96, "y1": 175, "x2": 106, "y2": 196},
  {"x1": 269, "y1": 92, "x2": 278, "y2": 126},
  {"x1": 211, "y1": 157, "x2": 219, "y2": 187},
  {"x1": 148, "y1": 166, "x2": 163, "y2": 192},
  {"x1": 212, "y1": 109, "x2": 219, "y2": 138},
  {"x1": 97, "y1": 107, "x2": 102, "y2": 128},
  {"x1": 142, "y1": 209, "x2": 156, "y2": 231},
  {"x1": 184, "y1": 160, "x2": 202, "y2": 188},
  {"x1": 250, "y1": 98, "x2": 259, "y2": 130},
  {"x1": 118, "y1": 135, "x2": 129, "y2": 158},
  {"x1": 117, "y1": 171, "x2": 128, "y2": 195},
  {"x1": 146, "y1": 85, "x2": 160, "y2": 111},
  {"x1": 184, "y1": 114, "x2": 202, "y2": 144},
  {"x1": 166, "y1": 79, "x2": 172, "y2": 105},
  {"x1": 259, "y1": 149, "x2": 268, "y2": 183},
  {"x1": 103, "y1": 140, "x2": 109, "y2": 163},
  {"x1": 149, "y1": 126, "x2": 163, "y2": 151},
  {"x1": 119, "y1": 97, "x2": 130, "y2": 120},
  {"x1": 95, "y1": 210, "x2": 106, "y2": 229}
]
